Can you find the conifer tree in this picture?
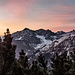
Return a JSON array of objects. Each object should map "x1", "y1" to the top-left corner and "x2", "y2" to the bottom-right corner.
[
  {"x1": 19, "y1": 49, "x2": 29, "y2": 68},
  {"x1": 30, "y1": 60, "x2": 45, "y2": 75},
  {"x1": 37, "y1": 53, "x2": 49, "y2": 75},
  {"x1": 69, "y1": 48, "x2": 75, "y2": 75},
  {"x1": 0, "y1": 29, "x2": 16, "y2": 75},
  {"x1": 50, "y1": 51, "x2": 72, "y2": 75},
  {"x1": 18, "y1": 49, "x2": 29, "y2": 75},
  {"x1": 38, "y1": 53, "x2": 47, "y2": 70},
  {"x1": 12, "y1": 60, "x2": 24, "y2": 75}
]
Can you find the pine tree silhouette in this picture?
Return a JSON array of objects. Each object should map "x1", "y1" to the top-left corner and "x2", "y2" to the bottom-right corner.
[
  {"x1": 30, "y1": 60, "x2": 45, "y2": 75},
  {"x1": 51, "y1": 52, "x2": 72, "y2": 75},
  {"x1": 19, "y1": 49, "x2": 29, "y2": 69},
  {"x1": 69, "y1": 48, "x2": 75, "y2": 75},
  {"x1": 18, "y1": 49, "x2": 30, "y2": 75},
  {"x1": 0, "y1": 29, "x2": 16, "y2": 75},
  {"x1": 38, "y1": 53, "x2": 48, "y2": 70},
  {"x1": 37, "y1": 53, "x2": 49, "y2": 75}
]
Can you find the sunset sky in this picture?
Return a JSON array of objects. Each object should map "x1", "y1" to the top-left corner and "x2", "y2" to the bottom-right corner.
[{"x1": 0, "y1": 0, "x2": 75, "y2": 35}]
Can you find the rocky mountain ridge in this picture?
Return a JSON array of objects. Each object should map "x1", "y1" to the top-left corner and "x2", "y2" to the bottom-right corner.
[{"x1": 12, "y1": 28, "x2": 75, "y2": 60}]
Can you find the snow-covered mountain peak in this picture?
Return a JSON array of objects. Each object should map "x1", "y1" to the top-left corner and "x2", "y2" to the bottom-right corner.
[{"x1": 12, "y1": 28, "x2": 75, "y2": 59}]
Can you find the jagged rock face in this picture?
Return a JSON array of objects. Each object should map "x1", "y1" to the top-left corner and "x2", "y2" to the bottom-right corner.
[
  {"x1": 12, "y1": 28, "x2": 75, "y2": 60},
  {"x1": 51, "y1": 36, "x2": 75, "y2": 53},
  {"x1": 56, "y1": 31, "x2": 66, "y2": 35},
  {"x1": 35, "y1": 29, "x2": 56, "y2": 40}
]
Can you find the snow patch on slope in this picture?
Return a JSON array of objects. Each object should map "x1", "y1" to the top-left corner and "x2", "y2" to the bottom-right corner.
[
  {"x1": 35, "y1": 35, "x2": 52, "y2": 51},
  {"x1": 54, "y1": 34, "x2": 70, "y2": 47},
  {"x1": 15, "y1": 37, "x2": 22, "y2": 40}
]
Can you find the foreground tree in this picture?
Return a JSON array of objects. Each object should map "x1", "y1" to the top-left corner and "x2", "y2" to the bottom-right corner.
[
  {"x1": 69, "y1": 48, "x2": 75, "y2": 75},
  {"x1": 18, "y1": 49, "x2": 29, "y2": 75},
  {"x1": 50, "y1": 51, "x2": 72, "y2": 75},
  {"x1": 38, "y1": 53, "x2": 47, "y2": 69},
  {"x1": 30, "y1": 60, "x2": 45, "y2": 75},
  {"x1": 0, "y1": 29, "x2": 16, "y2": 75},
  {"x1": 37, "y1": 53, "x2": 49, "y2": 75}
]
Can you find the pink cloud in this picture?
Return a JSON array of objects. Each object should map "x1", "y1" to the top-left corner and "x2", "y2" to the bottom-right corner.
[
  {"x1": 2, "y1": 0, "x2": 35, "y2": 18},
  {"x1": 34, "y1": 5, "x2": 75, "y2": 26}
]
